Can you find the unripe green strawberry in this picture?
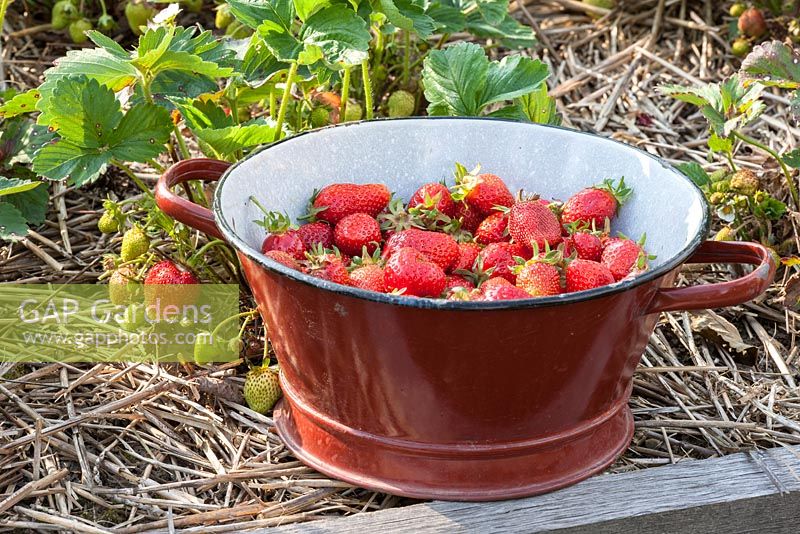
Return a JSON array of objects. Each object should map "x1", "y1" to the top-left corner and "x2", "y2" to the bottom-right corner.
[
  {"x1": 732, "y1": 38, "x2": 751, "y2": 58},
  {"x1": 184, "y1": 0, "x2": 202, "y2": 13},
  {"x1": 51, "y1": 0, "x2": 78, "y2": 30},
  {"x1": 215, "y1": 3, "x2": 233, "y2": 29},
  {"x1": 714, "y1": 226, "x2": 736, "y2": 241},
  {"x1": 388, "y1": 90, "x2": 415, "y2": 117},
  {"x1": 125, "y1": 1, "x2": 155, "y2": 36},
  {"x1": 193, "y1": 332, "x2": 219, "y2": 364},
  {"x1": 729, "y1": 3, "x2": 746, "y2": 17},
  {"x1": 68, "y1": 18, "x2": 92, "y2": 44},
  {"x1": 120, "y1": 226, "x2": 150, "y2": 262},
  {"x1": 344, "y1": 102, "x2": 363, "y2": 122},
  {"x1": 98, "y1": 211, "x2": 119, "y2": 233},
  {"x1": 708, "y1": 169, "x2": 729, "y2": 182},
  {"x1": 117, "y1": 303, "x2": 145, "y2": 331},
  {"x1": 109, "y1": 265, "x2": 142, "y2": 305},
  {"x1": 243, "y1": 366, "x2": 281, "y2": 414},
  {"x1": 97, "y1": 13, "x2": 116, "y2": 32},
  {"x1": 311, "y1": 106, "x2": 331, "y2": 128}
]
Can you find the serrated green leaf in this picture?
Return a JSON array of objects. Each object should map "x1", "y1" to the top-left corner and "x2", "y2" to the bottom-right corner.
[
  {"x1": 377, "y1": 0, "x2": 436, "y2": 38},
  {"x1": 300, "y1": 5, "x2": 371, "y2": 66},
  {"x1": 518, "y1": 84, "x2": 560, "y2": 125},
  {"x1": 148, "y1": 70, "x2": 220, "y2": 103},
  {"x1": 196, "y1": 121, "x2": 280, "y2": 156},
  {"x1": 171, "y1": 98, "x2": 234, "y2": 131},
  {"x1": 38, "y1": 48, "x2": 138, "y2": 100},
  {"x1": 38, "y1": 77, "x2": 123, "y2": 148},
  {"x1": 86, "y1": 31, "x2": 129, "y2": 58},
  {"x1": 7, "y1": 183, "x2": 48, "y2": 225},
  {"x1": 675, "y1": 162, "x2": 711, "y2": 187},
  {"x1": 0, "y1": 202, "x2": 29, "y2": 241},
  {"x1": 32, "y1": 139, "x2": 109, "y2": 186},
  {"x1": 106, "y1": 104, "x2": 172, "y2": 161},
  {"x1": 465, "y1": 11, "x2": 536, "y2": 49},
  {"x1": 294, "y1": 0, "x2": 331, "y2": 21},
  {"x1": 0, "y1": 178, "x2": 41, "y2": 197},
  {"x1": 256, "y1": 0, "x2": 302, "y2": 61},
  {"x1": 423, "y1": 42, "x2": 549, "y2": 117},
  {"x1": 0, "y1": 90, "x2": 41, "y2": 119},
  {"x1": 423, "y1": 42, "x2": 488, "y2": 116},
  {"x1": 784, "y1": 148, "x2": 800, "y2": 169},
  {"x1": 475, "y1": 0, "x2": 507, "y2": 25},
  {"x1": 484, "y1": 55, "x2": 548, "y2": 106},
  {"x1": 241, "y1": 36, "x2": 288, "y2": 85},
  {"x1": 425, "y1": 2, "x2": 465, "y2": 33},
  {"x1": 139, "y1": 50, "x2": 234, "y2": 78},
  {"x1": 228, "y1": 0, "x2": 292, "y2": 29},
  {"x1": 708, "y1": 133, "x2": 733, "y2": 154},
  {"x1": 741, "y1": 40, "x2": 800, "y2": 89}
]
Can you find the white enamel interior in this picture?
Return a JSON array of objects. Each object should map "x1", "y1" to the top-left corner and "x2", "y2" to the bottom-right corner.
[{"x1": 218, "y1": 119, "x2": 707, "y2": 270}]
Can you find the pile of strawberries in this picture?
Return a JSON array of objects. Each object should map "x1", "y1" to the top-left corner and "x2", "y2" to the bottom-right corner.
[{"x1": 256, "y1": 165, "x2": 652, "y2": 301}]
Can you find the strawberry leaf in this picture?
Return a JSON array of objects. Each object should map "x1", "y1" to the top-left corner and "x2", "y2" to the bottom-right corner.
[
  {"x1": 376, "y1": 0, "x2": 437, "y2": 38},
  {"x1": 464, "y1": 10, "x2": 536, "y2": 49},
  {"x1": 294, "y1": 0, "x2": 331, "y2": 21},
  {"x1": 740, "y1": 40, "x2": 800, "y2": 116},
  {"x1": 0, "y1": 177, "x2": 41, "y2": 197},
  {"x1": 228, "y1": 0, "x2": 291, "y2": 30},
  {"x1": 0, "y1": 90, "x2": 41, "y2": 119},
  {"x1": 475, "y1": 0, "x2": 508, "y2": 25},
  {"x1": 423, "y1": 42, "x2": 548, "y2": 116},
  {"x1": 6, "y1": 181, "x2": 48, "y2": 225},
  {"x1": 675, "y1": 162, "x2": 711, "y2": 187},
  {"x1": 33, "y1": 77, "x2": 171, "y2": 186},
  {"x1": 37, "y1": 47, "x2": 138, "y2": 100},
  {"x1": 784, "y1": 148, "x2": 800, "y2": 169},
  {"x1": 299, "y1": 6, "x2": 371, "y2": 66},
  {"x1": 0, "y1": 202, "x2": 29, "y2": 241}
]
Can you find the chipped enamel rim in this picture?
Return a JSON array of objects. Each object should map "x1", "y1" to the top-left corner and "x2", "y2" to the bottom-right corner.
[{"x1": 213, "y1": 117, "x2": 710, "y2": 310}]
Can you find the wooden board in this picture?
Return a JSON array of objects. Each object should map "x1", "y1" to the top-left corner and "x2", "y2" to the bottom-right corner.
[{"x1": 269, "y1": 445, "x2": 800, "y2": 533}]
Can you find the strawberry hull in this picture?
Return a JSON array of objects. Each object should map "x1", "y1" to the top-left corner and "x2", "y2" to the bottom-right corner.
[{"x1": 156, "y1": 119, "x2": 775, "y2": 501}]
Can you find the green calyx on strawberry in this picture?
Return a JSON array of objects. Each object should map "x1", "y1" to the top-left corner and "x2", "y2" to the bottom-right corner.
[
  {"x1": 120, "y1": 226, "x2": 150, "y2": 262},
  {"x1": 51, "y1": 0, "x2": 79, "y2": 30},
  {"x1": 378, "y1": 198, "x2": 425, "y2": 235},
  {"x1": 408, "y1": 182, "x2": 457, "y2": 224},
  {"x1": 451, "y1": 163, "x2": 515, "y2": 217},
  {"x1": 243, "y1": 366, "x2": 281, "y2": 414},
  {"x1": 304, "y1": 244, "x2": 353, "y2": 286},
  {"x1": 302, "y1": 183, "x2": 391, "y2": 224},
  {"x1": 251, "y1": 196, "x2": 306, "y2": 259},
  {"x1": 384, "y1": 247, "x2": 446, "y2": 297},
  {"x1": 348, "y1": 248, "x2": 387, "y2": 292},
  {"x1": 560, "y1": 177, "x2": 631, "y2": 227},
  {"x1": 388, "y1": 90, "x2": 416, "y2": 118}
]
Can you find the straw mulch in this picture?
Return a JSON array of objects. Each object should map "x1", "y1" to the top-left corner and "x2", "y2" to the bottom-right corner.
[{"x1": 2, "y1": 0, "x2": 800, "y2": 531}]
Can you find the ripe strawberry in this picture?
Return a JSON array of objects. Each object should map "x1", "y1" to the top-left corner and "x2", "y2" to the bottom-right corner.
[
  {"x1": 306, "y1": 249, "x2": 353, "y2": 286},
  {"x1": 409, "y1": 183, "x2": 457, "y2": 218},
  {"x1": 478, "y1": 242, "x2": 523, "y2": 283},
  {"x1": 565, "y1": 259, "x2": 614, "y2": 293},
  {"x1": 516, "y1": 261, "x2": 562, "y2": 297},
  {"x1": 334, "y1": 213, "x2": 381, "y2": 257},
  {"x1": 444, "y1": 274, "x2": 475, "y2": 292},
  {"x1": 307, "y1": 183, "x2": 391, "y2": 224},
  {"x1": 452, "y1": 242, "x2": 482, "y2": 273},
  {"x1": 561, "y1": 178, "x2": 631, "y2": 227},
  {"x1": 508, "y1": 200, "x2": 562, "y2": 250},
  {"x1": 482, "y1": 282, "x2": 531, "y2": 301},
  {"x1": 120, "y1": 226, "x2": 150, "y2": 262},
  {"x1": 738, "y1": 7, "x2": 766, "y2": 38},
  {"x1": 243, "y1": 366, "x2": 281, "y2": 414},
  {"x1": 143, "y1": 260, "x2": 200, "y2": 310},
  {"x1": 565, "y1": 231, "x2": 603, "y2": 261},
  {"x1": 108, "y1": 265, "x2": 141, "y2": 305},
  {"x1": 601, "y1": 237, "x2": 646, "y2": 281},
  {"x1": 383, "y1": 229, "x2": 459, "y2": 272},
  {"x1": 384, "y1": 247, "x2": 446, "y2": 297},
  {"x1": 475, "y1": 211, "x2": 509, "y2": 245},
  {"x1": 252, "y1": 199, "x2": 306, "y2": 260},
  {"x1": 350, "y1": 264, "x2": 386, "y2": 292},
  {"x1": 296, "y1": 221, "x2": 334, "y2": 250},
  {"x1": 452, "y1": 166, "x2": 515, "y2": 216},
  {"x1": 264, "y1": 250, "x2": 303, "y2": 271},
  {"x1": 454, "y1": 201, "x2": 482, "y2": 233}
]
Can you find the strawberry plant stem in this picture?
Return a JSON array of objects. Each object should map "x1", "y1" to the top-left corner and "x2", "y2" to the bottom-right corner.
[
  {"x1": 340, "y1": 66, "x2": 352, "y2": 120},
  {"x1": 112, "y1": 160, "x2": 153, "y2": 198},
  {"x1": 361, "y1": 59, "x2": 374, "y2": 120},
  {"x1": 402, "y1": 31, "x2": 411, "y2": 86},
  {"x1": 173, "y1": 125, "x2": 191, "y2": 161},
  {"x1": 0, "y1": 0, "x2": 12, "y2": 32},
  {"x1": 273, "y1": 62, "x2": 298, "y2": 142},
  {"x1": 733, "y1": 130, "x2": 799, "y2": 209},
  {"x1": 269, "y1": 87, "x2": 276, "y2": 120}
]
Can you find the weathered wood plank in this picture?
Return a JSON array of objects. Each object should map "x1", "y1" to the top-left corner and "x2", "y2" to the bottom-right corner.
[{"x1": 269, "y1": 446, "x2": 800, "y2": 533}]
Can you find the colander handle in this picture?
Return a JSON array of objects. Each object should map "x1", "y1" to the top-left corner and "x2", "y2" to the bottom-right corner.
[
  {"x1": 645, "y1": 240, "x2": 776, "y2": 314},
  {"x1": 155, "y1": 159, "x2": 231, "y2": 241}
]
